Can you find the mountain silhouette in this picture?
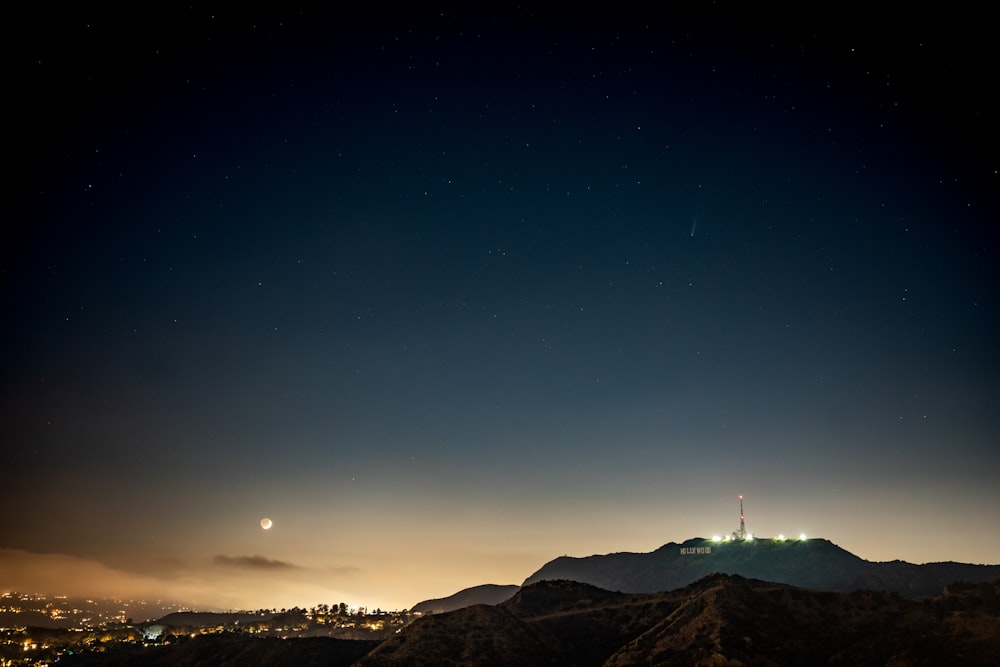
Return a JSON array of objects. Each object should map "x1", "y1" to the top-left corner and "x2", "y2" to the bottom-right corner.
[
  {"x1": 523, "y1": 537, "x2": 1000, "y2": 598},
  {"x1": 359, "y1": 575, "x2": 1000, "y2": 666},
  {"x1": 410, "y1": 583, "x2": 520, "y2": 614}
]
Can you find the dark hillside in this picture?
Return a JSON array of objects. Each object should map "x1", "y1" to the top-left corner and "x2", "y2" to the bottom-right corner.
[
  {"x1": 359, "y1": 575, "x2": 1000, "y2": 666},
  {"x1": 523, "y1": 538, "x2": 1000, "y2": 598},
  {"x1": 410, "y1": 584, "x2": 520, "y2": 614}
]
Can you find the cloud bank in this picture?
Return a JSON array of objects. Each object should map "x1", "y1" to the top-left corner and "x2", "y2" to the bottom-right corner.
[{"x1": 212, "y1": 554, "x2": 300, "y2": 570}]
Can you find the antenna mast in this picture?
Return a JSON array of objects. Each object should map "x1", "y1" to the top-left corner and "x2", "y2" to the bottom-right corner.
[{"x1": 733, "y1": 495, "x2": 747, "y2": 540}]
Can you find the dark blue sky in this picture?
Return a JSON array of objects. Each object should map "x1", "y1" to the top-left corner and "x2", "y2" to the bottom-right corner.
[{"x1": 3, "y1": 5, "x2": 997, "y2": 610}]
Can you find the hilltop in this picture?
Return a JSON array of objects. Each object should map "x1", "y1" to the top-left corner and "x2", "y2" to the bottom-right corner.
[
  {"x1": 414, "y1": 536, "x2": 1000, "y2": 615},
  {"x1": 523, "y1": 536, "x2": 1000, "y2": 599},
  {"x1": 361, "y1": 575, "x2": 1000, "y2": 666},
  {"x1": 410, "y1": 584, "x2": 520, "y2": 615}
]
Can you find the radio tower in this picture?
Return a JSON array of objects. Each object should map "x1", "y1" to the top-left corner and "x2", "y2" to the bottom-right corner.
[{"x1": 733, "y1": 495, "x2": 747, "y2": 540}]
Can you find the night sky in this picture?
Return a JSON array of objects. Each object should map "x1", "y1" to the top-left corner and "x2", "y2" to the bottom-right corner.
[{"x1": 3, "y1": 6, "x2": 997, "y2": 611}]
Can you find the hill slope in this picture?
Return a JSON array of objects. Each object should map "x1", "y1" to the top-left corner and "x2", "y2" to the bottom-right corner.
[
  {"x1": 410, "y1": 583, "x2": 520, "y2": 614},
  {"x1": 523, "y1": 537, "x2": 1000, "y2": 598},
  {"x1": 357, "y1": 575, "x2": 1000, "y2": 666}
]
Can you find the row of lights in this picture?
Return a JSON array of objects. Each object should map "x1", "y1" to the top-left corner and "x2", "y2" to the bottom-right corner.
[{"x1": 710, "y1": 533, "x2": 807, "y2": 542}]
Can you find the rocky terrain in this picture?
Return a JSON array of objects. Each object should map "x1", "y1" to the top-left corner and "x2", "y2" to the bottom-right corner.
[{"x1": 361, "y1": 575, "x2": 1000, "y2": 666}]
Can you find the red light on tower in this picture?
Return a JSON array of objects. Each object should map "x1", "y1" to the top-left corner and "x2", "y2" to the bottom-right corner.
[{"x1": 733, "y1": 495, "x2": 747, "y2": 540}]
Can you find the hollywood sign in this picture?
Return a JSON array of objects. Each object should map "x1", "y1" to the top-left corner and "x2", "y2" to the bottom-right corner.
[{"x1": 679, "y1": 546, "x2": 712, "y2": 555}]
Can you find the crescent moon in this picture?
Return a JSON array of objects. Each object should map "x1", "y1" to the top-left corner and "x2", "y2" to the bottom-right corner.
[{"x1": 260, "y1": 518, "x2": 273, "y2": 530}]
